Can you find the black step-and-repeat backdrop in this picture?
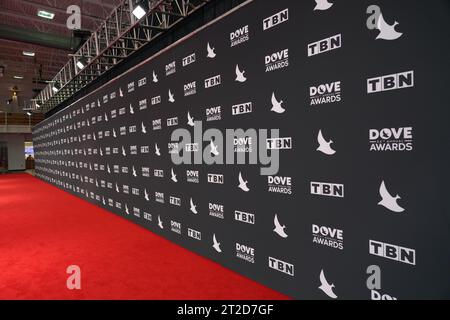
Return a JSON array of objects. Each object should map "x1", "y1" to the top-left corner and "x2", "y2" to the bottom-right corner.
[{"x1": 33, "y1": 0, "x2": 450, "y2": 299}]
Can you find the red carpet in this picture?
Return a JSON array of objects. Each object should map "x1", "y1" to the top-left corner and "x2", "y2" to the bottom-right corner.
[{"x1": 0, "y1": 173, "x2": 288, "y2": 300}]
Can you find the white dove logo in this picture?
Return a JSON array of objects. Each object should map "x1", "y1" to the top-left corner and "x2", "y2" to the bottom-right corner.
[
  {"x1": 317, "y1": 130, "x2": 336, "y2": 155},
  {"x1": 271, "y1": 92, "x2": 286, "y2": 114},
  {"x1": 89, "y1": 163, "x2": 92, "y2": 171},
  {"x1": 97, "y1": 99, "x2": 100, "y2": 107},
  {"x1": 93, "y1": 133, "x2": 96, "y2": 141},
  {"x1": 187, "y1": 111, "x2": 195, "y2": 127},
  {"x1": 102, "y1": 197, "x2": 106, "y2": 205},
  {"x1": 238, "y1": 172, "x2": 250, "y2": 192},
  {"x1": 235, "y1": 64, "x2": 247, "y2": 83},
  {"x1": 207, "y1": 42, "x2": 216, "y2": 58},
  {"x1": 152, "y1": 70, "x2": 158, "y2": 83},
  {"x1": 378, "y1": 180, "x2": 405, "y2": 213},
  {"x1": 107, "y1": 164, "x2": 111, "y2": 174},
  {"x1": 210, "y1": 139, "x2": 220, "y2": 156},
  {"x1": 367, "y1": 5, "x2": 403, "y2": 41},
  {"x1": 189, "y1": 198, "x2": 198, "y2": 214},
  {"x1": 100, "y1": 148, "x2": 103, "y2": 156},
  {"x1": 122, "y1": 146, "x2": 126, "y2": 157},
  {"x1": 115, "y1": 183, "x2": 120, "y2": 193},
  {"x1": 212, "y1": 234, "x2": 222, "y2": 253},
  {"x1": 125, "y1": 204, "x2": 130, "y2": 215},
  {"x1": 132, "y1": 166, "x2": 137, "y2": 177},
  {"x1": 119, "y1": 87, "x2": 123, "y2": 97},
  {"x1": 158, "y1": 215, "x2": 164, "y2": 229},
  {"x1": 376, "y1": 13, "x2": 402, "y2": 40},
  {"x1": 171, "y1": 168, "x2": 178, "y2": 183},
  {"x1": 314, "y1": 0, "x2": 333, "y2": 11},
  {"x1": 113, "y1": 129, "x2": 117, "y2": 138},
  {"x1": 87, "y1": 120, "x2": 90, "y2": 127},
  {"x1": 155, "y1": 143, "x2": 161, "y2": 156},
  {"x1": 273, "y1": 214, "x2": 288, "y2": 238},
  {"x1": 95, "y1": 179, "x2": 99, "y2": 187},
  {"x1": 129, "y1": 103, "x2": 134, "y2": 114},
  {"x1": 141, "y1": 122, "x2": 147, "y2": 134},
  {"x1": 104, "y1": 113, "x2": 108, "y2": 122},
  {"x1": 144, "y1": 189, "x2": 149, "y2": 201},
  {"x1": 319, "y1": 269, "x2": 337, "y2": 299},
  {"x1": 168, "y1": 89, "x2": 175, "y2": 103}
]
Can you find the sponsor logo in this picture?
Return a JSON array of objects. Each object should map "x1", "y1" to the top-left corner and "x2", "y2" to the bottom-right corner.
[
  {"x1": 139, "y1": 99, "x2": 147, "y2": 110},
  {"x1": 153, "y1": 119, "x2": 162, "y2": 130},
  {"x1": 168, "y1": 143, "x2": 179, "y2": 154},
  {"x1": 369, "y1": 127, "x2": 413, "y2": 152},
  {"x1": 138, "y1": 77, "x2": 146, "y2": 87},
  {"x1": 154, "y1": 169, "x2": 164, "y2": 178},
  {"x1": 367, "y1": 71, "x2": 414, "y2": 93},
  {"x1": 127, "y1": 81, "x2": 135, "y2": 93},
  {"x1": 266, "y1": 137, "x2": 292, "y2": 150},
  {"x1": 155, "y1": 192, "x2": 164, "y2": 204},
  {"x1": 182, "y1": 53, "x2": 196, "y2": 67},
  {"x1": 167, "y1": 117, "x2": 179, "y2": 127},
  {"x1": 188, "y1": 228, "x2": 201, "y2": 240},
  {"x1": 170, "y1": 196, "x2": 181, "y2": 206},
  {"x1": 314, "y1": 0, "x2": 333, "y2": 11},
  {"x1": 369, "y1": 240, "x2": 416, "y2": 265},
  {"x1": 312, "y1": 224, "x2": 344, "y2": 250},
  {"x1": 273, "y1": 214, "x2": 288, "y2": 238},
  {"x1": 170, "y1": 220, "x2": 181, "y2": 234},
  {"x1": 232, "y1": 102, "x2": 252, "y2": 116},
  {"x1": 185, "y1": 143, "x2": 199, "y2": 152},
  {"x1": 165, "y1": 61, "x2": 176, "y2": 76},
  {"x1": 263, "y1": 8, "x2": 289, "y2": 30},
  {"x1": 205, "y1": 75, "x2": 222, "y2": 88},
  {"x1": 317, "y1": 130, "x2": 336, "y2": 155},
  {"x1": 234, "y1": 210, "x2": 255, "y2": 225},
  {"x1": 184, "y1": 81, "x2": 197, "y2": 96},
  {"x1": 311, "y1": 182, "x2": 344, "y2": 198},
  {"x1": 268, "y1": 257, "x2": 294, "y2": 276},
  {"x1": 143, "y1": 212, "x2": 152, "y2": 222},
  {"x1": 310, "y1": 81, "x2": 341, "y2": 105},
  {"x1": 234, "y1": 137, "x2": 252, "y2": 153},
  {"x1": 206, "y1": 106, "x2": 222, "y2": 122},
  {"x1": 265, "y1": 49, "x2": 289, "y2": 72},
  {"x1": 235, "y1": 243, "x2": 255, "y2": 263},
  {"x1": 268, "y1": 176, "x2": 292, "y2": 195},
  {"x1": 209, "y1": 203, "x2": 224, "y2": 219},
  {"x1": 207, "y1": 173, "x2": 224, "y2": 184},
  {"x1": 308, "y1": 34, "x2": 341, "y2": 57},
  {"x1": 230, "y1": 25, "x2": 249, "y2": 47},
  {"x1": 186, "y1": 170, "x2": 200, "y2": 183},
  {"x1": 151, "y1": 95, "x2": 161, "y2": 105}
]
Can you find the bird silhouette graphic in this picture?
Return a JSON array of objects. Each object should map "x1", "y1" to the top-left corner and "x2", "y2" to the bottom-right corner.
[
  {"x1": 190, "y1": 198, "x2": 198, "y2": 214},
  {"x1": 238, "y1": 172, "x2": 250, "y2": 192},
  {"x1": 271, "y1": 92, "x2": 286, "y2": 114},
  {"x1": 122, "y1": 146, "x2": 126, "y2": 157},
  {"x1": 119, "y1": 87, "x2": 123, "y2": 97},
  {"x1": 210, "y1": 140, "x2": 220, "y2": 156},
  {"x1": 187, "y1": 112, "x2": 195, "y2": 127},
  {"x1": 317, "y1": 130, "x2": 336, "y2": 155},
  {"x1": 171, "y1": 168, "x2": 178, "y2": 183},
  {"x1": 115, "y1": 183, "x2": 120, "y2": 193},
  {"x1": 273, "y1": 214, "x2": 288, "y2": 238},
  {"x1": 376, "y1": 13, "x2": 402, "y2": 40},
  {"x1": 319, "y1": 269, "x2": 337, "y2": 299},
  {"x1": 235, "y1": 64, "x2": 247, "y2": 83},
  {"x1": 144, "y1": 189, "x2": 150, "y2": 201},
  {"x1": 378, "y1": 180, "x2": 405, "y2": 212},
  {"x1": 207, "y1": 42, "x2": 216, "y2": 58},
  {"x1": 129, "y1": 103, "x2": 134, "y2": 114},
  {"x1": 314, "y1": 0, "x2": 333, "y2": 11},
  {"x1": 152, "y1": 70, "x2": 158, "y2": 83},
  {"x1": 125, "y1": 204, "x2": 130, "y2": 215},
  {"x1": 168, "y1": 89, "x2": 175, "y2": 103},
  {"x1": 155, "y1": 143, "x2": 161, "y2": 156},
  {"x1": 158, "y1": 215, "x2": 164, "y2": 229},
  {"x1": 141, "y1": 122, "x2": 147, "y2": 134},
  {"x1": 212, "y1": 234, "x2": 222, "y2": 253},
  {"x1": 132, "y1": 166, "x2": 137, "y2": 177},
  {"x1": 113, "y1": 128, "x2": 117, "y2": 138}
]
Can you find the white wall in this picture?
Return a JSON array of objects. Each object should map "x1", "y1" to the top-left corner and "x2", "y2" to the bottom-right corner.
[{"x1": 0, "y1": 133, "x2": 25, "y2": 171}]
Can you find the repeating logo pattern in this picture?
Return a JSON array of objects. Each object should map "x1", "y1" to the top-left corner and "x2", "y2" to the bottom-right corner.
[{"x1": 32, "y1": 0, "x2": 449, "y2": 299}]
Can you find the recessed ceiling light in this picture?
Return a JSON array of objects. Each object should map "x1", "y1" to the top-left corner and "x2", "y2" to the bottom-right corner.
[
  {"x1": 37, "y1": 10, "x2": 55, "y2": 20},
  {"x1": 14, "y1": 75, "x2": 24, "y2": 80},
  {"x1": 23, "y1": 51, "x2": 35, "y2": 57}
]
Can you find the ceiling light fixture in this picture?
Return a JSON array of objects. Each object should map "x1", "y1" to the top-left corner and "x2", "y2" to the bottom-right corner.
[
  {"x1": 76, "y1": 56, "x2": 88, "y2": 70},
  {"x1": 132, "y1": 1, "x2": 149, "y2": 20},
  {"x1": 37, "y1": 10, "x2": 55, "y2": 20},
  {"x1": 14, "y1": 75, "x2": 24, "y2": 80},
  {"x1": 52, "y1": 82, "x2": 60, "y2": 93},
  {"x1": 23, "y1": 51, "x2": 35, "y2": 57}
]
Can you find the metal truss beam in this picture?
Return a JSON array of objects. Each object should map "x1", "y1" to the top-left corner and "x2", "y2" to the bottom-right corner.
[{"x1": 33, "y1": 0, "x2": 210, "y2": 113}]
